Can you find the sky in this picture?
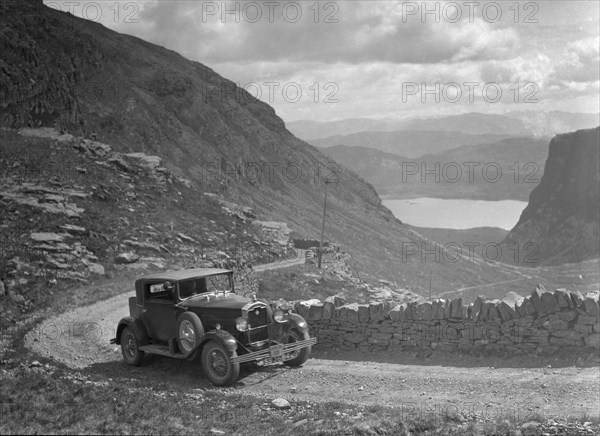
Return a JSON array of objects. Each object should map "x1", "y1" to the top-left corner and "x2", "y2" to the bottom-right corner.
[{"x1": 44, "y1": 1, "x2": 600, "y2": 122}]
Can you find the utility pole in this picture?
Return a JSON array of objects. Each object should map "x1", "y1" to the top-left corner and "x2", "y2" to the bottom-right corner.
[
  {"x1": 318, "y1": 179, "x2": 330, "y2": 269},
  {"x1": 429, "y1": 270, "x2": 432, "y2": 300}
]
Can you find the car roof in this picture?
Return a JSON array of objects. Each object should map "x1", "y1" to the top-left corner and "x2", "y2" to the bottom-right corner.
[{"x1": 137, "y1": 268, "x2": 233, "y2": 283}]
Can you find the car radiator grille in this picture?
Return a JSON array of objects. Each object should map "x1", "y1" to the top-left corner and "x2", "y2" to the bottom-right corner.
[{"x1": 248, "y1": 306, "x2": 269, "y2": 343}]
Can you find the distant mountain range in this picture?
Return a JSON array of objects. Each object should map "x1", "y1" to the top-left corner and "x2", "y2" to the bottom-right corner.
[
  {"x1": 321, "y1": 137, "x2": 550, "y2": 201},
  {"x1": 310, "y1": 130, "x2": 517, "y2": 158},
  {"x1": 287, "y1": 111, "x2": 599, "y2": 141},
  {"x1": 502, "y1": 127, "x2": 600, "y2": 266}
]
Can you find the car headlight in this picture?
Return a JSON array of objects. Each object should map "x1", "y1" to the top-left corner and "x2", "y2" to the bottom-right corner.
[
  {"x1": 235, "y1": 317, "x2": 249, "y2": 332},
  {"x1": 273, "y1": 309, "x2": 287, "y2": 323}
]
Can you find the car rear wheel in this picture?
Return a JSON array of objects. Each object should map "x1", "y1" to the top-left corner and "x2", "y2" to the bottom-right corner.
[
  {"x1": 121, "y1": 326, "x2": 145, "y2": 366},
  {"x1": 283, "y1": 329, "x2": 311, "y2": 367},
  {"x1": 201, "y1": 340, "x2": 240, "y2": 386},
  {"x1": 177, "y1": 312, "x2": 205, "y2": 357}
]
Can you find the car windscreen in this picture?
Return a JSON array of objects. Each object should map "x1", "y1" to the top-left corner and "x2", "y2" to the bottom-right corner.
[
  {"x1": 178, "y1": 274, "x2": 232, "y2": 299},
  {"x1": 206, "y1": 274, "x2": 232, "y2": 293},
  {"x1": 178, "y1": 278, "x2": 206, "y2": 299}
]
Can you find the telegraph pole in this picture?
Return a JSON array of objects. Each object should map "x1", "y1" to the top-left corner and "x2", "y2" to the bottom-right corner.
[
  {"x1": 318, "y1": 179, "x2": 330, "y2": 269},
  {"x1": 429, "y1": 270, "x2": 432, "y2": 300}
]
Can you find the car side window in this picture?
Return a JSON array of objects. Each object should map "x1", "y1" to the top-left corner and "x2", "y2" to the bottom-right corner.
[{"x1": 147, "y1": 283, "x2": 172, "y2": 301}]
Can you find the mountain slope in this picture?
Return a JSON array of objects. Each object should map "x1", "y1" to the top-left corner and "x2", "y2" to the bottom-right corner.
[
  {"x1": 0, "y1": 0, "x2": 564, "y2": 295},
  {"x1": 502, "y1": 127, "x2": 600, "y2": 266}
]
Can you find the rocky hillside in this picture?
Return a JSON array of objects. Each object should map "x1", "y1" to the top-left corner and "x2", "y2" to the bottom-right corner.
[
  {"x1": 503, "y1": 127, "x2": 600, "y2": 266},
  {"x1": 0, "y1": 0, "x2": 532, "y2": 295}
]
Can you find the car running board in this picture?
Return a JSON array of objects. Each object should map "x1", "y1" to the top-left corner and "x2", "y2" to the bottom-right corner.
[{"x1": 139, "y1": 344, "x2": 189, "y2": 359}]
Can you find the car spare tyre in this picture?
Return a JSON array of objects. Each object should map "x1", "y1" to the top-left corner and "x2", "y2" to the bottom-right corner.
[{"x1": 176, "y1": 312, "x2": 205, "y2": 357}]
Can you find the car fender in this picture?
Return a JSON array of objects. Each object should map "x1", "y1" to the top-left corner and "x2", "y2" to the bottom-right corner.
[
  {"x1": 287, "y1": 313, "x2": 309, "y2": 333},
  {"x1": 200, "y1": 330, "x2": 238, "y2": 353},
  {"x1": 113, "y1": 316, "x2": 148, "y2": 345}
]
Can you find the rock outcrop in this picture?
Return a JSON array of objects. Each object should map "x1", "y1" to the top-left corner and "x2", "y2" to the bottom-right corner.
[{"x1": 503, "y1": 127, "x2": 599, "y2": 266}]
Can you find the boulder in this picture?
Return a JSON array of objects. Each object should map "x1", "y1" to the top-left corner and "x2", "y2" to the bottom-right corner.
[
  {"x1": 416, "y1": 302, "x2": 432, "y2": 320},
  {"x1": 271, "y1": 398, "x2": 290, "y2": 409},
  {"x1": 389, "y1": 304, "x2": 405, "y2": 323},
  {"x1": 443, "y1": 299, "x2": 451, "y2": 319},
  {"x1": 570, "y1": 291, "x2": 585, "y2": 309},
  {"x1": 177, "y1": 233, "x2": 196, "y2": 243},
  {"x1": 343, "y1": 333, "x2": 365, "y2": 344},
  {"x1": 578, "y1": 315, "x2": 599, "y2": 325},
  {"x1": 301, "y1": 300, "x2": 323, "y2": 321},
  {"x1": 60, "y1": 224, "x2": 87, "y2": 234},
  {"x1": 322, "y1": 299, "x2": 334, "y2": 320},
  {"x1": 357, "y1": 304, "x2": 370, "y2": 323},
  {"x1": 498, "y1": 292, "x2": 522, "y2": 320},
  {"x1": 471, "y1": 296, "x2": 484, "y2": 321},
  {"x1": 531, "y1": 285, "x2": 547, "y2": 316},
  {"x1": 432, "y1": 299, "x2": 445, "y2": 320},
  {"x1": 516, "y1": 296, "x2": 536, "y2": 317},
  {"x1": 87, "y1": 263, "x2": 105, "y2": 275},
  {"x1": 369, "y1": 302, "x2": 385, "y2": 322},
  {"x1": 584, "y1": 296, "x2": 600, "y2": 316},
  {"x1": 585, "y1": 333, "x2": 600, "y2": 348},
  {"x1": 546, "y1": 319, "x2": 569, "y2": 331},
  {"x1": 115, "y1": 252, "x2": 139, "y2": 264},
  {"x1": 554, "y1": 289, "x2": 571, "y2": 309},
  {"x1": 540, "y1": 292, "x2": 559, "y2": 314},
  {"x1": 450, "y1": 298, "x2": 463, "y2": 319},
  {"x1": 30, "y1": 232, "x2": 71, "y2": 242},
  {"x1": 558, "y1": 310, "x2": 578, "y2": 322},
  {"x1": 345, "y1": 303, "x2": 360, "y2": 323},
  {"x1": 9, "y1": 291, "x2": 25, "y2": 304}
]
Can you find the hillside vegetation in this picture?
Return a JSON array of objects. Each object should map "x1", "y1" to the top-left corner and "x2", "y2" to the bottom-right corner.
[{"x1": 0, "y1": 0, "x2": 538, "y2": 297}]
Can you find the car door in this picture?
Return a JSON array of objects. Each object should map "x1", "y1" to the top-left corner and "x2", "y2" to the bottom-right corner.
[{"x1": 142, "y1": 283, "x2": 178, "y2": 342}]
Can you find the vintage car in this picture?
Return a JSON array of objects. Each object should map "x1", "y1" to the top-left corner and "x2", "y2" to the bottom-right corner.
[{"x1": 110, "y1": 268, "x2": 316, "y2": 386}]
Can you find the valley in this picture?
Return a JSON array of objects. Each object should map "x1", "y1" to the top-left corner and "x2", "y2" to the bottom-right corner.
[{"x1": 1, "y1": 1, "x2": 599, "y2": 435}]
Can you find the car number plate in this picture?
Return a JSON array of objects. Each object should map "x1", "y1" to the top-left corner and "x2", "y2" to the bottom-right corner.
[{"x1": 269, "y1": 344, "x2": 284, "y2": 359}]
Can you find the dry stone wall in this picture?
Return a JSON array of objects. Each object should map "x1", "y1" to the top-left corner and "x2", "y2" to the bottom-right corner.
[{"x1": 289, "y1": 286, "x2": 600, "y2": 354}]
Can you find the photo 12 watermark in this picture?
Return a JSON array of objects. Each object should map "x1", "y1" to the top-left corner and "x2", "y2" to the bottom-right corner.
[
  {"x1": 400, "y1": 161, "x2": 541, "y2": 184},
  {"x1": 212, "y1": 81, "x2": 339, "y2": 105},
  {"x1": 44, "y1": 1, "x2": 141, "y2": 24},
  {"x1": 400, "y1": 1, "x2": 539, "y2": 24},
  {"x1": 401, "y1": 82, "x2": 539, "y2": 104},
  {"x1": 400, "y1": 240, "x2": 539, "y2": 264},
  {"x1": 199, "y1": 1, "x2": 340, "y2": 24}
]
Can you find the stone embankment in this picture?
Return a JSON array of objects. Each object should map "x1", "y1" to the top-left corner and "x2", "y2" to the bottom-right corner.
[{"x1": 287, "y1": 286, "x2": 600, "y2": 354}]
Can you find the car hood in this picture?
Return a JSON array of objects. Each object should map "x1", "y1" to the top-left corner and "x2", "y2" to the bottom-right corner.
[{"x1": 179, "y1": 293, "x2": 253, "y2": 310}]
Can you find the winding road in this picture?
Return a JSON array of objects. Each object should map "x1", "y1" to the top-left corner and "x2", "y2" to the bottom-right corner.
[{"x1": 23, "y1": 253, "x2": 599, "y2": 421}]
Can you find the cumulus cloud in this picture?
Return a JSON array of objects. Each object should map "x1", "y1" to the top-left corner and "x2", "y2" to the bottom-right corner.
[
  {"x1": 549, "y1": 36, "x2": 600, "y2": 84},
  {"x1": 43, "y1": 0, "x2": 599, "y2": 120}
]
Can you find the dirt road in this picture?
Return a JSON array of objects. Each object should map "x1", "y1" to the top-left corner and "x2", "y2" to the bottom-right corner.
[{"x1": 24, "y1": 254, "x2": 599, "y2": 421}]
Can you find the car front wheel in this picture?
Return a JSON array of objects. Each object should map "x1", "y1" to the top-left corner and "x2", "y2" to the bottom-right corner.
[
  {"x1": 121, "y1": 326, "x2": 145, "y2": 366},
  {"x1": 201, "y1": 340, "x2": 240, "y2": 386},
  {"x1": 283, "y1": 329, "x2": 311, "y2": 367}
]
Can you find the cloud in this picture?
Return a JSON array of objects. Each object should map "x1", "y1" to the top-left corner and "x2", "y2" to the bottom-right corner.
[
  {"x1": 44, "y1": 0, "x2": 599, "y2": 121},
  {"x1": 549, "y1": 36, "x2": 600, "y2": 84},
  {"x1": 113, "y1": 1, "x2": 523, "y2": 65}
]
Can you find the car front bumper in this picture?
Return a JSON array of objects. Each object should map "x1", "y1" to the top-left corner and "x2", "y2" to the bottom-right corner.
[{"x1": 231, "y1": 337, "x2": 317, "y2": 364}]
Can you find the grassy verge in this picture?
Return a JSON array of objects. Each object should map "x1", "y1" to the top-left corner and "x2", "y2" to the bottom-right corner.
[{"x1": 3, "y1": 361, "x2": 582, "y2": 436}]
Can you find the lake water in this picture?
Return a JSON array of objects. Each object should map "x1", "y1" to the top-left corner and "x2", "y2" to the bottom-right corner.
[{"x1": 382, "y1": 197, "x2": 528, "y2": 230}]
